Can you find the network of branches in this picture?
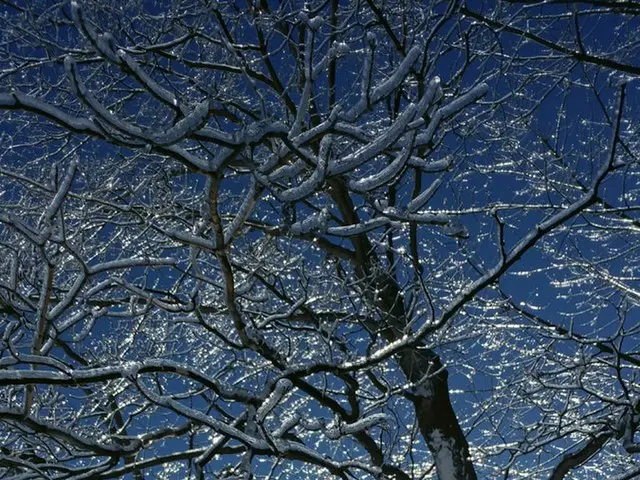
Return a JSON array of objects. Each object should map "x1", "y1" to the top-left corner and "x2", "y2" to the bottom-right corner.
[{"x1": 0, "y1": 1, "x2": 639, "y2": 479}]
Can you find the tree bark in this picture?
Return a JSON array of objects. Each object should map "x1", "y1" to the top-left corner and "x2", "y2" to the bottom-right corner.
[{"x1": 329, "y1": 179, "x2": 477, "y2": 479}]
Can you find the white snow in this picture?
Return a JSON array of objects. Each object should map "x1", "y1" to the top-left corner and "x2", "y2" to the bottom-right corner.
[
  {"x1": 256, "y1": 379, "x2": 293, "y2": 422},
  {"x1": 406, "y1": 177, "x2": 443, "y2": 212},
  {"x1": 290, "y1": 208, "x2": 329, "y2": 235},
  {"x1": 430, "y1": 429, "x2": 457, "y2": 480}
]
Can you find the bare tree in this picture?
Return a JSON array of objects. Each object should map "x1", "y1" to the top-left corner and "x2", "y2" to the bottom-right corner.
[{"x1": 0, "y1": 1, "x2": 638, "y2": 479}]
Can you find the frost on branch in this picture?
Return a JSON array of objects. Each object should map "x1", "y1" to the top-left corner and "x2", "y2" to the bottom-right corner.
[
  {"x1": 441, "y1": 218, "x2": 470, "y2": 239},
  {"x1": 406, "y1": 177, "x2": 444, "y2": 212},
  {"x1": 330, "y1": 102, "x2": 418, "y2": 175},
  {"x1": 148, "y1": 99, "x2": 210, "y2": 146},
  {"x1": 71, "y1": 1, "x2": 118, "y2": 62},
  {"x1": 279, "y1": 136, "x2": 331, "y2": 202},
  {"x1": 116, "y1": 49, "x2": 179, "y2": 108},
  {"x1": 65, "y1": 55, "x2": 209, "y2": 147},
  {"x1": 256, "y1": 379, "x2": 293, "y2": 422},
  {"x1": 326, "y1": 413, "x2": 389, "y2": 440},
  {"x1": 415, "y1": 83, "x2": 489, "y2": 148},
  {"x1": 289, "y1": 208, "x2": 329, "y2": 235},
  {"x1": 344, "y1": 44, "x2": 423, "y2": 121},
  {"x1": 0, "y1": 2, "x2": 637, "y2": 479}
]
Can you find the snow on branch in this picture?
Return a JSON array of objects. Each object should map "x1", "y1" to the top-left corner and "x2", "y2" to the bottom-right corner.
[
  {"x1": 151, "y1": 224, "x2": 218, "y2": 251},
  {"x1": 73, "y1": 0, "x2": 184, "y2": 112},
  {"x1": 148, "y1": 98, "x2": 210, "y2": 146},
  {"x1": 325, "y1": 413, "x2": 389, "y2": 440},
  {"x1": 344, "y1": 44, "x2": 423, "y2": 121},
  {"x1": 278, "y1": 136, "x2": 331, "y2": 202},
  {"x1": 349, "y1": 133, "x2": 415, "y2": 192},
  {"x1": 0, "y1": 92, "x2": 101, "y2": 135},
  {"x1": 256, "y1": 379, "x2": 293, "y2": 422},
  {"x1": 0, "y1": 407, "x2": 142, "y2": 455},
  {"x1": 290, "y1": 208, "x2": 330, "y2": 235},
  {"x1": 407, "y1": 155, "x2": 452, "y2": 172},
  {"x1": 224, "y1": 177, "x2": 261, "y2": 244},
  {"x1": 415, "y1": 82, "x2": 489, "y2": 148},
  {"x1": 406, "y1": 177, "x2": 444, "y2": 212},
  {"x1": 329, "y1": 102, "x2": 418, "y2": 176},
  {"x1": 64, "y1": 56, "x2": 144, "y2": 138},
  {"x1": 65, "y1": 56, "x2": 211, "y2": 147},
  {"x1": 71, "y1": 1, "x2": 119, "y2": 62},
  {"x1": 136, "y1": 383, "x2": 267, "y2": 449},
  {"x1": 116, "y1": 49, "x2": 179, "y2": 108},
  {"x1": 334, "y1": 85, "x2": 627, "y2": 374},
  {"x1": 38, "y1": 159, "x2": 77, "y2": 231},
  {"x1": 0, "y1": 359, "x2": 257, "y2": 403}
]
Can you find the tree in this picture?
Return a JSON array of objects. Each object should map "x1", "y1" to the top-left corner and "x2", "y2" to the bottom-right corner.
[{"x1": 0, "y1": 0, "x2": 638, "y2": 478}]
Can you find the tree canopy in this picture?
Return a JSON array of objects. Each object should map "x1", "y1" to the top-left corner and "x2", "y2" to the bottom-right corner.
[{"x1": 0, "y1": 1, "x2": 639, "y2": 479}]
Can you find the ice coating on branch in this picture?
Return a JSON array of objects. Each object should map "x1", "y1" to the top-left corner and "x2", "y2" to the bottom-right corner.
[
  {"x1": 326, "y1": 413, "x2": 389, "y2": 439},
  {"x1": 290, "y1": 208, "x2": 329, "y2": 235},
  {"x1": 330, "y1": 103, "x2": 418, "y2": 175},
  {"x1": 408, "y1": 156, "x2": 452, "y2": 172},
  {"x1": 406, "y1": 177, "x2": 443, "y2": 212},
  {"x1": 349, "y1": 135, "x2": 414, "y2": 192},
  {"x1": 334, "y1": 42, "x2": 350, "y2": 54},
  {"x1": 279, "y1": 136, "x2": 331, "y2": 201},
  {"x1": 441, "y1": 218, "x2": 469, "y2": 239},
  {"x1": 38, "y1": 159, "x2": 77, "y2": 228},
  {"x1": 273, "y1": 413, "x2": 300, "y2": 437},
  {"x1": 415, "y1": 83, "x2": 489, "y2": 148},
  {"x1": 149, "y1": 99, "x2": 210, "y2": 145},
  {"x1": 327, "y1": 217, "x2": 402, "y2": 237},
  {"x1": 344, "y1": 44, "x2": 422, "y2": 121},
  {"x1": 256, "y1": 379, "x2": 293, "y2": 422},
  {"x1": 224, "y1": 177, "x2": 259, "y2": 244},
  {"x1": 116, "y1": 49, "x2": 179, "y2": 108},
  {"x1": 308, "y1": 16, "x2": 323, "y2": 30}
]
